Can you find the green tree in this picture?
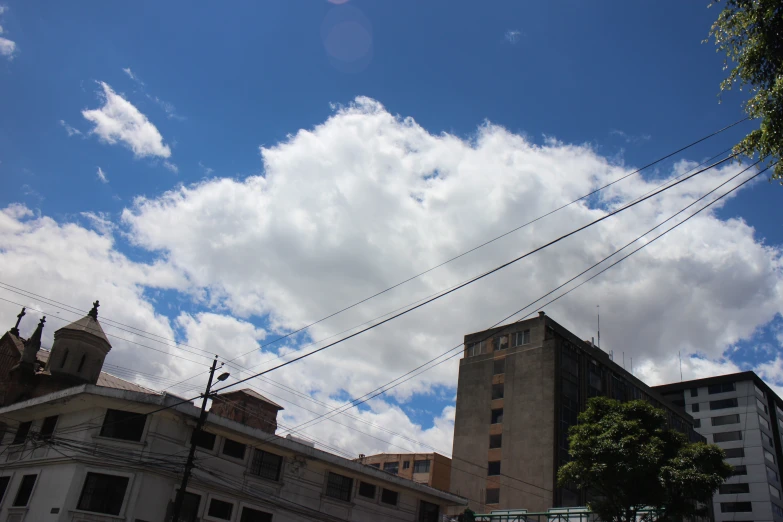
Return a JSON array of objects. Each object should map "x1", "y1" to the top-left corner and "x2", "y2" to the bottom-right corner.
[
  {"x1": 707, "y1": 0, "x2": 783, "y2": 179},
  {"x1": 557, "y1": 397, "x2": 732, "y2": 522}
]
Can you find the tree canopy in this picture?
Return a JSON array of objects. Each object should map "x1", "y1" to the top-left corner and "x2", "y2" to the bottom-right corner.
[
  {"x1": 557, "y1": 397, "x2": 733, "y2": 522},
  {"x1": 708, "y1": 0, "x2": 783, "y2": 179}
]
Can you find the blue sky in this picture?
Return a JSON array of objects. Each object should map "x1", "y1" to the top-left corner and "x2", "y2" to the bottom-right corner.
[{"x1": 1, "y1": 1, "x2": 781, "y2": 450}]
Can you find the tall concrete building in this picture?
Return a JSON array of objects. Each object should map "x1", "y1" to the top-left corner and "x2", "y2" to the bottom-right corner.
[
  {"x1": 655, "y1": 372, "x2": 783, "y2": 522},
  {"x1": 450, "y1": 312, "x2": 700, "y2": 513}
]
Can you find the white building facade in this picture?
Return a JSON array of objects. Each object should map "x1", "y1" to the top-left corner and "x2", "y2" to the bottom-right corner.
[
  {"x1": 0, "y1": 385, "x2": 466, "y2": 522},
  {"x1": 656, "y1": 372, "x2": 783, "y2": 522}
]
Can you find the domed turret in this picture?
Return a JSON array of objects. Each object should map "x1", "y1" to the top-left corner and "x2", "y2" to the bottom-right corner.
[{"x1": 47, "y1": 300, "x2": 112, "y2": 384}]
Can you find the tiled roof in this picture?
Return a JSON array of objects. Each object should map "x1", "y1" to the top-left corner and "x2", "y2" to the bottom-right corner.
[{"x1": 57, "y1": 314, "x2": 110, "y2": 344}]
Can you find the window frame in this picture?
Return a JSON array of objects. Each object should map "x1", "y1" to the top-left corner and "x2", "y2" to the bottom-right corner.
[
  {"x1": 512, "y1": 329, "x2": 531, "y2": 347},
  {"x1": 491, "y1": 408, "x2": 503, "y2": 424},
  {"x1": 493, "y1": 358, "x2": 506, "y2": 375},
  {"x1": 221, "y1": 437, "x2": 248, "y2": 461},
  {"x1": 724, "y1": 447, "x2": 745, "y2": 459},
  {"x1": 691, "y1": 403, "x2": 700, "y2": 413},
  {"x1": 11, "y1": 421, "x2": 31, "y2": 445},
  {"x1": 382, "y1": 461, "x2": 399, "y2": 475},
  {"x1": 418, "y1": 499, "x2": 440, "y2": 522},
  {"x1": 73, "y1": 468, "x2": 134, "y2": 517},
  {"x1": 39, "y1": 415, "x2": 58, "y2": 440},
  {"x1": 324, "y1": 471, "x2": 354, "y2": 503},
  {"x1": 193, "y1": 430, "x2": 218, "y2": 452},
  {"x1": 708, "y1": 382, "x2": 736, "y2": 395},
  {"x1": 357, "y1": 481, "x2": 377, "y2": 500},
  {"x1": 11, "y1": 472, "x2": 40, "y2": 508},
  {"x1": 712, "y1": 413, "x2": 741, "y2": 426},
  {"x1": 402, "y1": 460, "x2": 410, "y2": 470},
  {"x1": 486, "y1": 487, "x2": 500, "y2": 505},
  {"x1": 491, "y1": 383, "x2": 504, "y2": 400},
  {"x1": 237, "y1": 503, "x2": 274, "y2": 522},
  {"x1": 713, "y1": 430, "x2": 743, "y2": 443},
  {"x1": 719, "y1": 483, "x2": 750, "y2": 495},
  {"x1": 710, "y1": 398, "x2": 739, "y2": 410},
  {"x1": 487, "y1": 461, "x2": 501, "y2": 476},
  {"x1": 690, "y1": 388, "x2": 699, "y2": 397},
  {"x1": 380, "y1": 488, "x2": 399, "y2": 506},
  {"x1": 205, "y1": 494, "x2": 236, "y2": 522},
  {"x1": 0, "y1": 474, "x2": 10, "y2": 507},
  {"x1": 98, "y1": 409, "x2": 148, "y2": 443},
  {"x1": 413, "y1": 459, "x2": 431, "y2": 474},
  {"x1": 171, "y1": 487, "x2": 203, "y2": 522},
  {"x1": 248, "y1": 448, "x2": 283, "y2": 482},
  {"x1": 719, "y1": 501, "x2": 752, "y2": 513}
]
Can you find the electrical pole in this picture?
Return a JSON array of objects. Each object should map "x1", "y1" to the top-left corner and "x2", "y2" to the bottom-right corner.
[{"x1": 171, "y1": 356, "x2": 220, "y2": 522}]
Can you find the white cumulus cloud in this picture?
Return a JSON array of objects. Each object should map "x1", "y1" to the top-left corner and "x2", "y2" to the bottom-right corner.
[
  {"x1": 0, "y1": 5, "x2": 16, "y2": 59},
  {"x1": 96, "y1": 166, "x2": 108, "y2": 183},
  {"x1": 82, "y1": 82, "x2": 172, "y2": 159}
]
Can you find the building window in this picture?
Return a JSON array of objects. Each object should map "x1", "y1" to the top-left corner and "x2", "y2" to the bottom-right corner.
[
  {"x1": 769, "y1": 466, "x2": 780, "y2": 484},
  {"x1": 240, "y1": 507, "x2": 273, "y2": 522},
  {"x1": 173, "y1": 490, "x2": 201, "y2": 522},
  {"x1": 492, "y1": 383, "x2": 504, "y2": 400},
  {"x1": 755, "y1": 383, "x2": 766, "y2": 397},
  {"x1": 383, "y1": 462, "x2": 399, "y2": 474},
  {"x1": 77, "y1": 473, "x2": 129, "y2": 515},
  {"x1": 690, "y1": 388, "x2": 699, "y2": 397},
  {"x1": 765, "y1": 434, "x2": 776, "y2": 448},
  {"x1": 418, "y1": 500, "x2": 440, "y2": 522},
  {"x1": 495, "y1": 335, "x2": 508, "y2": 351},
  {"x1": 714, "y1": 431, "x2": 742, "y2": 443},
  {"x1": 486, "y1": 488, "x2": 500, "y2": 504},
  {"x1": 709, "y1": 382, "x2": 736, "y2": 394},
  {"x1": 719, "y1": 483, "x2": 750, "y2": 494},
  {"x1": 0, "y1": 476, "x2": 9, "y2": 505},
  {"x1": 40, "y1": 416, "x2": 58, "y2": 440},
  {"x1": 691, "y1": 403, "x2": 700, "y2": 413},
  {"x1": 358, "y1": 482, "x2": 376, "y2": 499},
  {"x1": 467, "y1": 341, "x2": 487, "y2": 357},
  {"x1": 77, "y1": 354, "x2": 87, "y2": 373},
  {"x1": 710, "y1": 398, "x2": 739, "y2": 410},
  {"x1": 221, "y1": 438, "x2": 247, "y2": 460},
  {"x1": 381, "y1": 488, "x2": 399, "y2": 506},
  {"x1": 732, "y1": 465, "x2": 748, "y2": 476},
  {"x1": 760, "y1": 416, "x2": 771, "y2": 430},
  {"x1": 402, "y1": 460, "x2": 410, "y2": 470},
  {"x1": 720, "y1": 502, "x2": 752, "y2": 513},
  {"x1": 488, "y1": 461, "x2": 501, "y2": 476},
  {"x1": 489, "y1": 434, "x2": 502, "y2": 449},
  {"x1": 724, "y1": 447, "x2": 745, "y2": 458},
  {"x1": 772, "y1": 485, "x2": 782, "y2": 500},
  {"x1": 193, "y1": 430, "x2": 216, "y2": 450},
  {"x1": 61, "y1": 348, "x2": 69, "y2": 368},
  {"x1": 758, "y1": 398, "x2": 770, "y2": 414},
  {"x1": 774, "y1": 504, "x2": 783, "y2": 519},
  {"x1": 12, "y1": 421, "x2": 31, "y2": 445},
  {"x1": 491, "y1": 409, "x2": 503, "y2": 424},
  {"x1": 100, "y1": 409, "x2": 147, "y2": 441},
  {"x1": 325, "y1": 472, "x2": 353, "y2": 502},
  {"x1": 368, "y1": 463, "x2": 380, "y2": 468},
  {"x1": 693, "y1": 419, "x2": 701, "y2": 428},
  {"x1": 766, "y1": 450, "x2": 776, "y2": 464},
  {"x1": 712, "y1": 413, "x2": 741, "y2": 426},
  {"x1": 249, "y1": 449, "x2": 283, "y2": 481},
  {"x1": 413, "y1": 460, "x2": 431, "y2": 474},
  {"x1": 512, "y1": 330, "x2": 531, "y2": 347},
  {"x1": 207, "y1": 498, "x2": 234, "y2": 520},
  {"x1": 12, "y1": 474, "x2": 37, "y2": 507},
  {"x1": 493, "y1": 358, "x2": 505, "y2": 375}
]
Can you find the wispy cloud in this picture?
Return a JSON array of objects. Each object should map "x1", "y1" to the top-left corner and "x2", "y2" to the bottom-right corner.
[
  {"x1": 163, "y1": 161, "x2": 178, "y2": 174},
  {"x1": 122, "y1": 67, "x2": 143, "y2": 85},
  {"x1": 96, "y1": 166, "x2": 108, "y2": 183},
  {"x1": 199, "y1": 161, "x2": 214, "y2": 176},
  {"x1": 504, "y1": 29, "x2": 521, "y2": 44},
  {"x1": 122, "y1": 66, "x2": 184, "y2": 120},
  {"x1": 82, "y1": 81, "x2": 172, "y2": 159},
  {"x1": 0, "y1": 5, "x2": 17, "y2": 59},
  {"x1": 610, "y1": 129, "x2": 652, "y2": 144},
  {"x1": 59, "y1": 119, "x2": 83, "y2": 137}
]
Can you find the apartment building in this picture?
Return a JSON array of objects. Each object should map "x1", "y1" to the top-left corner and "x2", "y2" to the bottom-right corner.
[
  {"x1": 655, "y1": 372, "x2": 783, "y2": 522},
  {"x1": 356, "y1": 453, "x2": 451, "y2": 492},
  {"x1": 450, "y1": 312, "x2": 700, "y2": 513}
]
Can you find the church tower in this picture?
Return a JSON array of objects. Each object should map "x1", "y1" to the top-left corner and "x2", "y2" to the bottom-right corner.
[{"x1": 46, "y1": 300, "x2": 112, "y2": 384}]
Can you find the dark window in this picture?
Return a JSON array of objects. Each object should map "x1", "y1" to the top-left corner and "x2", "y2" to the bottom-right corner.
[
  {"x1": 381, "y1": 488, "x2": 398, "y2": 505},
  {"x1": 692, "y1": 403, "x2": 700, "y2": 413},
  {"x1": 249, "y1": 449, "x2": 283, "y2": 481},
  {"x1": 495, "y1": 335, "x2": 508, "y2": 351},
  {"x1": 493, "y1": 359, "x2": 505, "y2": 375},
  {"x1": 368, "y1": 463, "x2": 380, "y2": 468},
  {"x1": 77, "y1": 354, "x2": 87, "y2": 373},
  {"x1": 402, "y1": 460, "x2": 410, "y2": 469},
  {"x1": 489, "y1": 434, "x2": 502, "y2": 449},
  {"x1": 769, "y1": 466, "x2": 780, "y2": 484},
  {"x1": 418, "y1": 500, "x2": 440, "y2": 522},
  {"x1": 61, "y1": 348, "x2": 69, "y2": 368},
  {"x1": 488, "y1": 461, "x2": 501, "y2": 476},
  {"x1": 0, "y1": 476, "x2": 9, "y2": 504},
  {"x1": 492, "y1": 383, "x2": 504, "y2": 400},
  {"x1": 486, "y1": 488, "x2": 500, "y2": 504},
  {"x1": 358, "y1": 482, "x2": 376, "y2": 499},
  {"x1": 512, "y1": 330, "x2": 531, "y2": 347},
  {"x1": 720, "y1": 502, "x2": 752, "y2": 513},
  {"x1": 325, "y1": 472, "x2": 353, "y2": 502},
  {"x1": 690, "y1": 388, "x2": 698, "y2": 397},
  {"x1": 714, "y1": 431, "x2": 743, "y2": 443},
  {"x1": 724, "y1": 447, "x2": 745, "y2": 458},
  {"x1": 12, "y1": 421, "x2": 31, "y2": 445},
  {"x1": 100, "y1": 409, "x2": 147, "y2": 441},
  {"x1": 760, "y1": 416, "x2": 771, "y2": 430},
  {"x1": 774, "y1": 504, "x2": 783, "y2": 518},
  {"x1": 413, "y1": 460, "x2": 430, "y2": 473},
  {"x1": 40, "y1": 416, "x2": 58, "y2": 440},
  {"x1": 491, "y1": 409, "x2": 503, "y2": 424},
  {"x1": 13, "y1": 474, "x2": 37, "y2": 507},
  {"x1": 766, "y1": 450, "x2": 776, "y2": 464},
  {"x1": 709, "y1": 382, "x2": 736, "y2": 394},
  {"x1": 732, "y1": 465, "x2": 748, "y2": 476},
  {"x1": 758, "y1": 398, "x2": 769, "y2": 414},
  {"x1": 710, "y1": 398, "x2": 739, "y2": 410},
  {"x1": 193, "y1": 430, "x2": 216, "y2": 450},
  {"x1": 719, "y1": 483, "x2": 750, "y2": 494},
  {"x1": 208, "y1": 498, "x2": 234, "y2": 520},
  {"x1": 172, "y1": 490, "x2": 201, "y2": 522},
  {"x1": 712, "y1": 413, "x2": 741, "y2": 426},
  {"x1": 240, "y1": 507, "x2": 273, "y2": 522},
  {"x1": 671, "y1": 399, "x2": 685, "y2": 408},
  {"x1": 221, "y1": 438, "x2": 246, "y2": 460},
  {"x1": 693, "y1": 419, "x2": 701, "y2": 428},
  {"x1": 77, "y1": 473, "x2": 129, "y2": 515},
  {"x1": 383, "y1": 461, "x2": 399, "y2": 474}
]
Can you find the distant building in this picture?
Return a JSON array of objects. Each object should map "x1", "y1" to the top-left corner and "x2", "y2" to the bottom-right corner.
[
  {"x1": 0, "y1": 306, "x2": 467, "y2": 521},
  {"x1": 356, "y1": 453, "x2": 451, "y2": 492},
  {"x1": 450, "y1": 312, "x2": 701, "y2": 513},
  {"x1": 655, "y1": 372, "x2": 783, "y2": 522}
]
